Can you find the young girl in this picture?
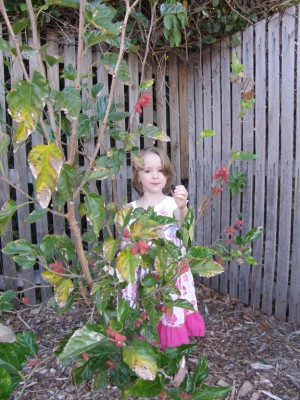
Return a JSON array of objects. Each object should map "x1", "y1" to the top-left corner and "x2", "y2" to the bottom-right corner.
[{"x1": 127, "y1": 147, "x2": 206, "y2": 383}]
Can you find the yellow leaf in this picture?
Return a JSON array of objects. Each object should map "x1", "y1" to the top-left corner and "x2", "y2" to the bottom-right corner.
[{"x1": 54, "y1": 278, "x2": 74, "y2": 308}]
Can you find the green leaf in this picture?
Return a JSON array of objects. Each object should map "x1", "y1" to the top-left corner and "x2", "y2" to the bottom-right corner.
[
  {"x1": 99, "y1": 53, "x2": 132, "y2": 85},
  {"x1": 116, "y1": 246, "x2": 140, "y2": 284},
  {"x1": 39, "y1": 234, "x2": 60, "y2": 257},
  {"x1": 85, "y1": 2, "x2": 121, "y2": 35},
  {"x1": 190, "y1": 259, "x2": 224, "y2": 278},
  {"x1": 94, "y1": 148, "x2": 126, "y2": 177},
  {"x1": 54, "y1": 278, "x2": 74, "y2": 307},
  {"x1": 12, "y1": 18, "x2": 30, "y2": 34},
  {"x1": 130, "y1": 11, "x2": 149, "y2": 28},
  {"x1": 0, "y1": 291, "x2": 17, "y2": 313},
  {"x1": 200, "y1": 130, "x2": 217, "y2": 138},
  {"x1": 0, "y1": 200, "x2": 17, "y2": 236},
  {"x1": 44, "y1": 54, "x2": 64, "y2": 67},
  {"x1": 28, "y1": 143, "x2": 63, "y2": 208},
  {"x1": 57, "y1": 324, "x2": 105, "y2": 367},
  {"x1": 230, "y1": 151, "x2": 257, "y2": 161},
  {"x1": 212, "y1": 0, "x2": 220, "y2": 6},
  {"x1": 189, "y1": 246, "x2": 216, "y2": 259},
  {"x1": 128, "y1": 375, "x2": 163, "y2": 397},
  {"x1": 138, "y1": 124, "x2": 170, "y2": 142},
  {"x1": 91, "y1": 83, "x2": 104, "y2": 100},
  {"x1": 45, "y1": 0, "x2": 79, "y2": 8},
  {"x1": 16, "y1": 332, "x2": 38, "y2": 357},
  {"x1": 7, "y1": 72, "x2": 49, "y2": 143},
  {"x1": 57, "y1": 164, "x2": 76, "y2": 202},
  {"x1": 117, "y1": 298, "x2": 130, "y2": 324},
  {"x1": 85, "y1": 194, "x2": 105, "y2": 235},
  {"x1": 57, "y1": 234, "x2": 76, "y2": 261},
  {"x1": 192, "y1": 384, "x2": 232, "y2": 399},
  {"x1": 25, "y1": 208, "x2": 48, "y2": 223},
  {"x1": 61, "y1": 64, "x2": 76, "y2": 81},
  {"x1": 231, "y1": 51, "x2": 244, "y2": 81},
  {"x1": 243, "y1": 226, "x2": 262, "y2": 243},
  {"x1": 0, "y1": 38, "x2": 12, "y2": 53},
  {"x1": 103, "y1": 238, "x2": 118, "y2": 262},
  {"x1": 245, "y1": 256, "x2": 257, "y2": 266},
  {"x1": 139, "y1": 80, "x2": 154, "y2": 93},
  {"x1": 191, "y1": 356, "x2": 208, "y2": 390},
  {"x1": 166, "y1": 387, "x2": 182, "y2": 400},
  {"x1": 0, "y1": 367, "x2": 14, "y2": 400},
  {"x1": 123, "y1": 339, "x2": 157, "y2": 381},
  {"x1": 93, "y1": 370, "x2": 108, "y2": 390},
  {"x1": 51, "y1": 86, "x2": 82, "y2": 118},
  {"x1": 0, "y1": 133, "x2": 10, "y2": 155}
]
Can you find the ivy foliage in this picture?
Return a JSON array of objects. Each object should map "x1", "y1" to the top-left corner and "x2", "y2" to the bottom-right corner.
[{"x1": 2, "y1": 0, "x2": 298, "y2": 50}]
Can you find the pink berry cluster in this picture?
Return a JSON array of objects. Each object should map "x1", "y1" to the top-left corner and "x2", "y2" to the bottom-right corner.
[
  {"x1": 211, "y1": 165, "x2": 230, "y2": 196},
  {"x1": 134, "y1": 93, "x2": 152, "y2": 114},
  {"x1": 106, "y1": 326, "x2": 127, "y2": 347}
]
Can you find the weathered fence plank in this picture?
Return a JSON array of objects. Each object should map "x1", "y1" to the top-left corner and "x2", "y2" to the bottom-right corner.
[
  {"x1": 178, "y1": 61, "x2": 189, "y2": 181},
  {"x1": 275, "y1": 7, "x2": 295, "y2": 320},
  {"x1": 156, "y1": 58, "x2": 168, "y2": 153},
  {"x1": 289, "y1": 10, "x2": 300, "y2": 325},
  {"x1": 251, "y1": 18, "x2": 266, "y2": 309},
  {"x1": 262, "y1": 13, "x2": 280, "y2": 315},
  {"x1": 239, "y1": 25, "x2": 254, "y2": 304},
  {"x1": 0, "y1": 25, "x2": 17, "y2": 292},
  {"x1": 168, "y1": 53, "x2": 181, "y2": 184},
  {"x1": 211, "y1": 45, "x2": 222, "y2": 291},
  {"x1": 229, "y1": 34, "x2": 242, "y2": 299},
  {"x1": 219, "y1": 41, "x2": 231, "y2": 294}
]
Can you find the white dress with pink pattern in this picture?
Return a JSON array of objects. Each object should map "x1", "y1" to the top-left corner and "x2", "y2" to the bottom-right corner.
[{"x1": 126, "y1": 196, "x2": 206, "y2": 350}]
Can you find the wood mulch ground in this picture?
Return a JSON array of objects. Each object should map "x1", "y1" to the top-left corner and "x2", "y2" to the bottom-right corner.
[{"x1": 5, "y1": 284, "x2": 300, "y2": 400}]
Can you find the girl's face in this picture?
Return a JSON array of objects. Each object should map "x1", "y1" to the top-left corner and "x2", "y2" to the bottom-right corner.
[{"x1": 138, "y1": 152, "x2": 167, "y2": 195}]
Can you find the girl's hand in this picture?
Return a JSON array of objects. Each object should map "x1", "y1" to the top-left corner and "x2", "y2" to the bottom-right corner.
[{"x1": 172, "y1": 185, "x2": 188, "y2": 210}]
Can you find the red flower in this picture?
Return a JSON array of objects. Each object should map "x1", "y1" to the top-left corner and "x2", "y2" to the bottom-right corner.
[
  {"x1": 106, "y1": 360, "x2": 116, "y2": 371},
  {"x1": 225, "y1": 226, "x2": 235, "y2": 236},
  {"x1": 123, "y1": 228, "x2": 130, "y2": 238},
  {"x1": 213, "y1": 165, "x2": 230, "y2": 182},
  {"x1": 81, "y1": 353, "x2": 89, "y2": 362},
  {"x1": 134, "y1": 94, "x2": 152, "y2": 114},
  {"x1": 211, "y1": 186, "x2": 222, "y2": 196},
  {"x1": 234, "y1": 219, "x2": 243, "y2": 230},
  {"x1": 22, "y1": 297, "x2": 29, "y2": 304}
]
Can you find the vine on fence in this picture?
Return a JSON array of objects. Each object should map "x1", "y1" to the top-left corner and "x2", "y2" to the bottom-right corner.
[{"x1": 0, "y1": 1, "x2": 260, "y2": 399}]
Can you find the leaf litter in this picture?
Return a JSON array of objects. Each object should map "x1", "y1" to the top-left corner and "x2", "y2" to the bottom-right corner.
[{"x1": 4, "y1": 283, "x2": 299, "y2": 400}]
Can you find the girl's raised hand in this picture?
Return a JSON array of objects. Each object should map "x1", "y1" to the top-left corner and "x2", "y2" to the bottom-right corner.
[{"x1": 172, "y1": 185, "x2": 188, "y2": 210}]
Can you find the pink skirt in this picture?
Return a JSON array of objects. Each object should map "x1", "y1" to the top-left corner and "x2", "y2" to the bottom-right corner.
[{"x1": 157, "y1": 311, "x2": 206, "y2": 351}]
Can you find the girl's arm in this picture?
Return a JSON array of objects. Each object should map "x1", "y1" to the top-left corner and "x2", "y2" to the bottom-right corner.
[{"x1": 172, "y1": 185, "x2": 189, "y2": 225}]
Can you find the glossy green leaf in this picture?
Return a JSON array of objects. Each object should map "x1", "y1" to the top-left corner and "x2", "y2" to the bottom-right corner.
[
  {"x1": 174, "y1": 299, "x2": 194, "y2": 311},
  {"x1": 189, "y1": 246, "x2": 216, "y2": 259},
  {"x1": 0, "y1": 367, "x2": 13, "y2": 400},
  {"x1": 192, "y1": 384, "x2": 232, "y2": 399},
  {"x1": 85, "y1": 2, "x2": 121, "y2": 35},
  {"x1": 16, "y1": 331, "x2": 38, "y2": 357},
  {"x1": 245, "y1": 256, "x2": 258, "y2": 265},
  {"x1": 230, "y1": 151, "x2": 257, "y2": 161},
  {"x1": 0, "y1": 200, "x2": 17, "y2": 236},
  {"x1": 166, "y1": 387, "x2": 182, "y2": 400},
  {"x1": 72, "y1": 362, "x2": 92, "y2": 385},
  {"x1": 51, "y1": 86, "x2": 82, "y2": 118},
  {"x1": 130, "y1": 11, "x2": 149, "y2": 28},
  {"x1": 85, "y1": 194, "x2": 105, "y2": 235},
  {"x1": 243, "y1": 226, "x2": 262, "y2": 243},
  {"x1": 93, "y1": 370, "x2": 108, "y2": 390},
  {"x1": 116, "y1": 246, "x2": 140, "y2": 284},
  {"x1": 57, "y1": 164, "x2": 76, "y2": 202},
  {"x1": 0, "y1": 38, "x2": 12, "y2": 53},
  {"x1": 138, "y1": 124, "x2": 170, "y2": 142},
  {"x1": 94, "y1": 148, "x2": 126, "y2": 177},
  {"x1": 28, "y1": 143, "x2": 63, "y2": 208},
  {"x1": 44, "y1": 54, "x2": 64, "y2": 67},
  {"x1": 190, "y1": 259, "x2": 224, "y2": 278},
  {"x1": 191, "y1": 356, "x2": 208, "y2": 391},
  {"x1": 103, "y1": 238, "x2": 118, "y2": 262},
  {"x1": 39, "y1": 234, "x2": 60, "y2": 257},
  {"x1": 99, "y1": 53, "x2": 132, "y2": 85},
  {"x1": 91, "y1": 83, "x2": 104, "y2": 100},
  {"x1": 7, "y1": 72, "x2": 49, "y2": 143},
  {"x1": 57, "y1": 324, "x2": 105, "y2": 367},
  {"x1": 138, "y1": 80, "x2": 154, "y2": 93},
  {"x1": 54, "y1": 278, "x2": 74, "y2": 308},
  {"x1": 114, "y1": 205, "x2": 132, "y2": 228},
  {"x1": 230, "y1": 51, "x2": 244, "y2": 82},
  {"x1": 0, "y1": 291, "x2": 17, "y2": 313},
  {"x1": 61, "y1": 64, "x2": 76, "y2": 81},
  {"x1": 128, "y1": 375, "x2": 163, "y2": 397},
  {"x1": 123, "y1": 339, "x2": 157, "y2": 381},
  {"x1": 200, "y1": 130, "x2": 217, "y2": 138},
  {"x1": 25, "y1": 208, "x2": 48, "y2": 223},
  {"x1": 117, "y1": 298, "x2": 130, "y2": 324},
  {"x1": 57, "y1": 234, "x2": 76, "y2": 261}
]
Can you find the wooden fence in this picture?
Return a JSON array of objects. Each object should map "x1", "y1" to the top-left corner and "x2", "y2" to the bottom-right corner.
[{"x1": 0, "y1": 5, "x2": 299, "y2": 325}]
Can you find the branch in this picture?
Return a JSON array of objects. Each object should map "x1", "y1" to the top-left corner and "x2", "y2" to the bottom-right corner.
[
  {"x1": 0, "y1": 0, "x2": 30, "y2": 80},
  {"x1": 140, "y1": 1, "x2": 157, "y2": 83},
  {"x1": 73, "y1": 0, "x2": 140, "y2": 200},
  {"x1": 0, "y1": 175, "x2": 67, "y2": 219}
]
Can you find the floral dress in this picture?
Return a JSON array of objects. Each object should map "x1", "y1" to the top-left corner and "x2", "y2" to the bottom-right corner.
[{"x1": 124, "y1": 196, "x2": 206, "y2": 350}]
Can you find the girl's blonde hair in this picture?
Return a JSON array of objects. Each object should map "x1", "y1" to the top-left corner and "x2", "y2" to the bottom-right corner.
[{"x1": 132, "y1": 147, "x2": 174, "y2": 197}]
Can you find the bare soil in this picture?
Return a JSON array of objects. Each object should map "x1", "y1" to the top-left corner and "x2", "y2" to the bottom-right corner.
[{"x1": 5, "y1": 284, "x2": 300, "y2": 400}]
